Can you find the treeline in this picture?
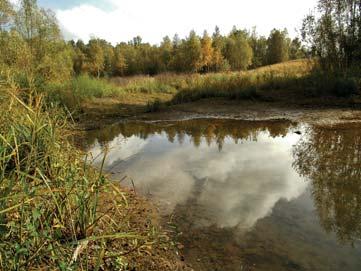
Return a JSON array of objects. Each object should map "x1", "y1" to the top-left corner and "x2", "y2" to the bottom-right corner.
[
  {"x1": 0, "y1": 0, "x2": 307, "y2": 83},
  {"x1": 70, "y1": 28, "x2": 307, "y2": 77},
  {"x1": 1, "y1": 0, "x2": 360, "y2": 85}
]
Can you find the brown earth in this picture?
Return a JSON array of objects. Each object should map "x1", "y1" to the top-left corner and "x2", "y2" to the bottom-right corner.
[{"x1": 77, "y1": 98, "x2": 361, "y2": 131}]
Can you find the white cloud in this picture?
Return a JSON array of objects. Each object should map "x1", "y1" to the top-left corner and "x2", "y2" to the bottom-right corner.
[
  {"x1": 56, "y1": 0, "x2": 318, "y2": 44},
  {"x1": 9, "y1": 0, "x2": 20, "y2": 7}
]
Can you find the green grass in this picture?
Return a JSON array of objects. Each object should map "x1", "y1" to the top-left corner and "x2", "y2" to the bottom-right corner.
[
  {"x1": 46, "y1": 75, "x2": 124, "y2": 112},
  {"x1": 47, "y1": 74, "x2": 178, "y2": 114}
]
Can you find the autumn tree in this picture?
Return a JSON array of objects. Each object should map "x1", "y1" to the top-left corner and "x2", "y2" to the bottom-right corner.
[
  {"x1": 4, "y1": 0, "x2": 73, "y2": 83},
  {"x1": 212, "y1": 26, "x2": 225, "y2": 51},
  {"x1": 0, "y1": 30, "x2": 33, "y2": 76},
  {"x1": 101, "y1": 40, "x2": 115, "y2": 76},
  {"x1": 200, "y1": 31, "x2": 214, "y2": 72},
  {"x1": 212, "y1": 26, "x2": 229, "y2": 72},
  {"x1": 113, "y1": 44, "x2": 127, "y2": 76},
  {"x1": 85, "y1": 39, "x2": 105, "y2": 77}
]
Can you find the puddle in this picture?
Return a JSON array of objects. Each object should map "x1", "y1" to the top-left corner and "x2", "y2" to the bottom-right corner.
[{"x1": 85, "y1": 119, "x2": 361, "y2": 271}]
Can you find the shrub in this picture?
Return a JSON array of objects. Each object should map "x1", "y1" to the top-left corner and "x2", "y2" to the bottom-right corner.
[
  {"x1": 333, "y1": 78, "x2": 359, "y2": 97},
  {"x1": 146, "y1": 98, "x2": 162, "y2": 112}
]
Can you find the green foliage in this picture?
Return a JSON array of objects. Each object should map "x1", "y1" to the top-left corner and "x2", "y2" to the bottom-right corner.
[
  {"x1": 224, "y1": 29, "x2": 253, "y2": 70},
  {"x1": 302, "y1": 0, "x2": 361, "y2": 72},
  {"x1": 0, "y1": 0, "x2": 73, "y2": 84},
  {"x1": 0, "y1": 85, "x2": 132, "y2": 269},
  {"x1": 0, "y1": 73, "x2": 176, "y2": 269},
  {"x1": 249, "y1": 29, "x2": 268, "y2": 68},
  {"x1": 266, "y1": 29, "x2": 290, "y2": 65},
  {"x1": 46, "y1": 74, "x2": 123, "y2": 112},
  {"x1": 289, "y1": 38, "x2": 307, "y2": 60},
  {"x1": 68, "y1": 26, "x2": 307, "y2": 77}
]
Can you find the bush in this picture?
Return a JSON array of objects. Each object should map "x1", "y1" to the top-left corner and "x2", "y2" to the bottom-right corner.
[
  {"x1": 333, "y1": 78, "x2": 359, "y2": 97},
  {"x1": 146, "y1": 98, "x2": 162, "y2": 112}
]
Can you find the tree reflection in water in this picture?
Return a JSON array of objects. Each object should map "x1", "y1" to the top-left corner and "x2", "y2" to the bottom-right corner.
[
  {"x1": 293, "y1": 123, "x2": 361, "y2": 243},
  {"x1": 83, "y1": 118, "x2": 296, "y2": 151}
]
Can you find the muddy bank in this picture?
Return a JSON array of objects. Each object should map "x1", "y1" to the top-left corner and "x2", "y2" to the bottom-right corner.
[
  {"x1": 98, "y1": 184, "x2": 193, "y2": 270},
  {"x1": 78, "y1": 99, "x2": 361, "y2": 131}
]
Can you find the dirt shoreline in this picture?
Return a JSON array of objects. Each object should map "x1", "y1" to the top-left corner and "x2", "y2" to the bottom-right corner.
[{"x1": 78, "y1": 99, "x2": 361, "y2": 131}]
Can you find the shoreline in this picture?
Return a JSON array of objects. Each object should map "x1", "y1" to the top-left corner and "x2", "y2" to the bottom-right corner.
[{"x1": 77, "y1": 98, "x2": 361, "y2": 131}]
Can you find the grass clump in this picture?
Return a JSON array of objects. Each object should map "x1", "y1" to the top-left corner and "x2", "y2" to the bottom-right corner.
[
  {"x1": 0, "y1": 79, "x2": 174, "y2": 270},
  {"x1": 145, "y1": 98, "x2": 163, "y2": 112},
  {"x1": 46, "y1": 75, "x2": 124, "y2": 112}
]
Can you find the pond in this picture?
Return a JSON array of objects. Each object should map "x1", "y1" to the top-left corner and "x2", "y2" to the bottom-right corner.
[{"x1": 84, "y1": 119, "x2": 361, "y2": 271}]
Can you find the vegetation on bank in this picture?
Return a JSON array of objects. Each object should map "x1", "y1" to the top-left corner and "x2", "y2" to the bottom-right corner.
[
  {"x1": 47, "y1": 59, "x2": 360, "y2": 117},
  {"x1": 0, "y1": 1, "x2": 181, "y2": 269},
  {"x1": 0, "y1": 78, "x2": 184, "y2": 270}
]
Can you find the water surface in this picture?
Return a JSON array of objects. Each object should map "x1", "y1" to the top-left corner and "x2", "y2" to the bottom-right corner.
[{"x1": 85, "y1": 119, "x2": 361, "y2": 271}]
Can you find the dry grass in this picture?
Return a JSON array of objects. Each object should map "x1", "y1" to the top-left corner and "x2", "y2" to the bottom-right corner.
[{"x1": 59, "y1": 59, "x2": 314, "y2": 118}]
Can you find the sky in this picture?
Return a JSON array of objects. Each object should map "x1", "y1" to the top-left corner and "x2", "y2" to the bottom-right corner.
[{"x1": 27, "y1": 0, "x2": 319, "y2": 44}]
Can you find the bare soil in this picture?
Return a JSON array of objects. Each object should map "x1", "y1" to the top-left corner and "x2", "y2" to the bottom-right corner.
[{"x1": 78, "y1": 98, "x2": 361, "y2": 131}]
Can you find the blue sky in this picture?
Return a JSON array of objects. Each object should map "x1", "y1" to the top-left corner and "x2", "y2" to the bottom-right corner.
[
  {"x1": 38, "y1": 0, "x2": 114, "y2": 11},
  {"x1": 32, "y1": 0, "x2": 319, "y2": 44}
]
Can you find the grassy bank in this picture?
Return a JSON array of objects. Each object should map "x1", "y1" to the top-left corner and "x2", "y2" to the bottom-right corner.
[
  {"x1": 0, "y1": 80, "x2": 183, "y2": 270},
  {"x1": 47, "y1": 59, "x2": 361, "y2": 120}
]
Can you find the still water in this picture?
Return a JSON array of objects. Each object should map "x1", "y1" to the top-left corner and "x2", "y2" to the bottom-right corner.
[{"x1": 85, "y1": 119, "x2": 361, "y2": 271}]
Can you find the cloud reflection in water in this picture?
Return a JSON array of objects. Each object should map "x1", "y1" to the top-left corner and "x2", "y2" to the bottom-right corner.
[{"x1": 88, "y1": 127, "x2": 307, "y2": 231}]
